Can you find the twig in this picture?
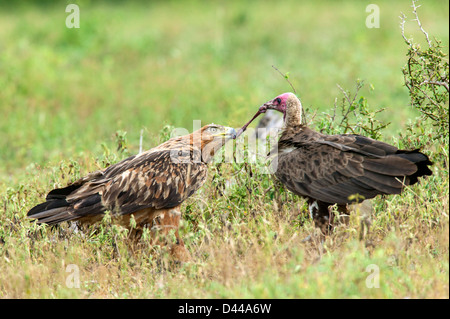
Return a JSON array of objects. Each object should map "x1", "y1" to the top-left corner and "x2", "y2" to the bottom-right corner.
[
  {"x1": 307, "y1": 109, "x2": 318, "y2": 127},
  {"x1": 400, "y1": 1, "x2": 432, "y2": 48},
  {"x1": 399, "y1": 12, "x2": 412, "y2": 46},
  {"x1": 411, "y1": 0, "x2": 431, "y2": 47},
  {"x1": 395, "y1": 177, "x2": 428, "y2": 205},
  {"x1": 416, "y1": 85, "x2": 445, "y2": 111},
  {"x1": 271, "y1": 65, "x2": 307, "y2": 125},
  {"x1": 272, "y1": 65, "x2": 297, "y2": 95},
  {"x1": 419, "y1": 80, "x2": 449, "y2": 93},
  {"x1": 337, "y1": 82, "x2": 361, "y2": 127},
  {"x1": 331, "y1": 97, "x2": 338, "y2": 123}
]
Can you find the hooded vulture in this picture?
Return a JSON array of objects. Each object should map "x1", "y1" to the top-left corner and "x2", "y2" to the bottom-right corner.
[
  {"x1": 237, "y1": 93, "x2": 432, "y2": 233},
  {"x1": 27, "y1": 124, "x2": 236, "y2": 260}
]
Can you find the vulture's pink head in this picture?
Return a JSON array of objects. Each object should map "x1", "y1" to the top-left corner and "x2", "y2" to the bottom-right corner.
[
  {"x1": 236, "y1": 92, "x2": 300, "y2": 138},
  {"x1": 258, "y1": 92, "x2": 294, "y2": 117}
]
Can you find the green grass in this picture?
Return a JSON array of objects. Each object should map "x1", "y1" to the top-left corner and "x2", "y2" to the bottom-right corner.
[{"x1": 0, "y1": 0, "x2": 448, "y2": 298}]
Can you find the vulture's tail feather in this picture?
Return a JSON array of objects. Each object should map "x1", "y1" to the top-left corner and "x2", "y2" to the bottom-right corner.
[{"x1": 395, "y1": 149, "x2": 433, "y2": 185}]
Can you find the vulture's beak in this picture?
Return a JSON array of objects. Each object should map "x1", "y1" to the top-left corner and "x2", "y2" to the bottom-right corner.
[
  {"x1": 235, "y1": 100, "x2": 273, "y2": 138},
  {"x1": 258, "y1": 100, "x2": 275, "y2": 112}
]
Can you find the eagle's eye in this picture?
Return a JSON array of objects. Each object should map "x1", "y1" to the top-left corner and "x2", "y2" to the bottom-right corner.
[
  {"x1": 275, "y1": 97, "x2": 282, "y2": 104},
  {"x1": 210, "y1": 127, "x2": 217, "y2": 133}
]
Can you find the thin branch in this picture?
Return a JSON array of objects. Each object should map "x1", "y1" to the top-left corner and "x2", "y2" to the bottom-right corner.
[
  {"x1": 331, "y1": 97, "x2": 338, "y2": 123},
  {"x1": 337, "y1": 83, "x2": 361, "y2": 127},
  {"x1": 411, "y1": 0, "x2": 431, "y2": 47},
  {"x1": 399, "y1": 12, "x2": 412, "y2": 46},
  {"x1": 419, "y1": 80, "x2": 449, "y2": 92},
  {"x1": 272, "y1": 65, "x2": 297, "y2": 95},
  {"x1": 271, "y1": 65, "x2": 307, "y2": 125},
  {"x1": 415, "y1": 85, "x2": 444, "y2": 111},
  {"x1": 307, "y1": 108, "x2": 318, "y2": 127}
]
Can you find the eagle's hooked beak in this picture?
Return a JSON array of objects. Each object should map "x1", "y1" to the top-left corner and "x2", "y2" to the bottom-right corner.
[{"x1": 212, "y1": 127, "x2": 237, "y2": 139}]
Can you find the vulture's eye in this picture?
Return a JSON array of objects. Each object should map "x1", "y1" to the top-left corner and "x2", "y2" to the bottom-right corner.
[{"x1": 276, "y1": 98, "x2": 282, "y2": 104}]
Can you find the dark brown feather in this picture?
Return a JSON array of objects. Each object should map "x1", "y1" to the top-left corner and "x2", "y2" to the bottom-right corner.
[{"x1": 274, "y1": 126, "x2": 433, "y2": 205}]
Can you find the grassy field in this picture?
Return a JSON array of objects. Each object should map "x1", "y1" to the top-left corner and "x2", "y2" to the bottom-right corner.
[{"x1": 0, "y1": 0, "x2": 448, "y2": 298}]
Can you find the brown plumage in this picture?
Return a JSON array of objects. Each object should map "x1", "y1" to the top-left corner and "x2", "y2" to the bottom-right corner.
[
  {"x1": 238, "y1": 93, "x2": 433, "y2": 233},
  {"x1": 28, "y1": 124, "x2": 236, "y2": 259}
]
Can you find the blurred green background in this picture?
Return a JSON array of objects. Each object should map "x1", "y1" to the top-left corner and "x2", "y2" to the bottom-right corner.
[{"x1": 0, "y1": 0, "x2": 448, "y2": 184}]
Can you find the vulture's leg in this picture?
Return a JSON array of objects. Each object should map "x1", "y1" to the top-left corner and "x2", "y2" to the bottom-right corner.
[
  {"x1": 308, "y1": 199, "x2": 335, "y2": 235},
  {"x1": 335, "y1": 204, "x2": 350, "y2": 226}
]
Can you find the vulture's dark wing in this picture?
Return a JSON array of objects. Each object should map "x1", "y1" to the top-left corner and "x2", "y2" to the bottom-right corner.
[
  {"x1": 27, "y1": 150, "x2": 208, "y2": 224},
  {"x1": 274, "y1": 133, "x2": 432, "y2": 205}
]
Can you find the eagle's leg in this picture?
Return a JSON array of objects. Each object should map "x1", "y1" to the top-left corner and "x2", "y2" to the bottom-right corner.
[
  {"x1": 151, "y1": 207, "x2": 191, "y2": 262},
  {"x1": 308, "y1": 199, "x2": 335, "y2": 235},
  {"x1": 128, "y1": 227, "x2": 143, "y2": 242}
]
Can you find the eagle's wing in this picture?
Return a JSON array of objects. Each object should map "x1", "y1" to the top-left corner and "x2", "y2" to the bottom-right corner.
[
  {"x1": 274, "y1": 134, "x2": 432, "y2": 205},
  {"x1": 101, "y1": 150, "x2": 207, "y2": 214},
  {"x1": 27, "y1": 149, "x2": 207, "y2": 224}
]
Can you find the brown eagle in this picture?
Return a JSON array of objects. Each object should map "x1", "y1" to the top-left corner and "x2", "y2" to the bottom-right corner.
[
  {"x1": 237, "y1": 93, "x2": 432, "y2": 233},
  {"x1": 28, "y1": 124, "x2": 236, "y2": 259}
]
